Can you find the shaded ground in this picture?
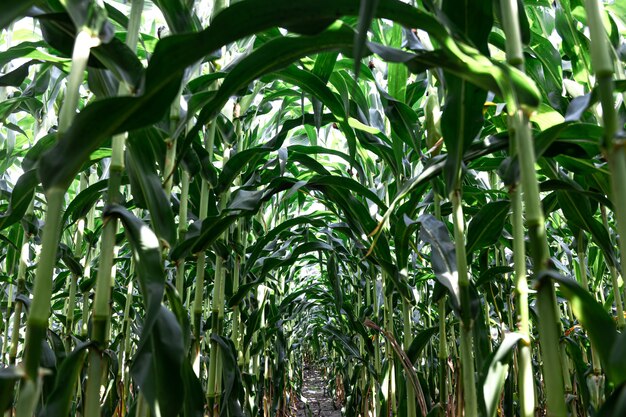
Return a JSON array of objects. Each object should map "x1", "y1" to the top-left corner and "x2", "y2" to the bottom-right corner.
[{"x1": 295, "y1": 368, "x2": 342, "y2": 417}]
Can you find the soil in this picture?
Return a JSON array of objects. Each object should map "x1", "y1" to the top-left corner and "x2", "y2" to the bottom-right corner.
[{"x1": 295, "y1": 367, "x2": 342, "y2": 417}]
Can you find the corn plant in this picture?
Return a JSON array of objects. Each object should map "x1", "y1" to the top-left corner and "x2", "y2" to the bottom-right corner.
[{"x1": 1, "y1": 0, "x2": 626, "y2": 416}]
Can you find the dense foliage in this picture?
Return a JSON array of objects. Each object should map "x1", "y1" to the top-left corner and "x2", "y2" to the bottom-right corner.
[{"x1": 1, "y1": 0, "x2": 625, "y2": 416}]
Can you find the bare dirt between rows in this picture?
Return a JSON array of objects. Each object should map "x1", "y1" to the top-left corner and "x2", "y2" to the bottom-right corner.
[{"x1": 294, "y1": 368, "x2": 342, "y2": 417}]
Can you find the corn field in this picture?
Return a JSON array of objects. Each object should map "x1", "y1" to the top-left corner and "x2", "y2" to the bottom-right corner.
[{"x1": 1, "y1": 0, "x2": 625, "y2": 416}]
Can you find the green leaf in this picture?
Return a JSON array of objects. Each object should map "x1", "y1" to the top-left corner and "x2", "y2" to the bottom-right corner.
[
  {"x1": 152, "y1": 0, "x2": 196, "y2": 34},
  {"x1": 0, "y1": 169, "x2": 37, "y2": 231},
  {"x1": 441, "y1": 77, "x2": 487, "y2": 192},
  {"x1": 0, "y1": 0, "x2": 38, "y2": 30},
  {"x1": 0, "y1": 60, "x2": 40, "y2": 87},
  {"x1": 169, "y1": 214, "x2": 236, "y2": 260},
  {"x1": 598, "y1": 384, "x2": 626, "y2": 417},
  {"x1": 386, "y1": 23, "x2": 408, "y2": 102},
  {"x1": 556, "y1": 190, "x2": 617, "y2": 267},
  {"x1": 321, "y1": 324, "x2": 363, "y2": 360},
  {"x1": 480, "y1": 333, "x2": 524, "y2": 417},
  {"x1": 538, "y1": 271, "x2": 621, "y2": 384},
  {"x1": 555, "y1": 2, "x2": 591, "y2": 85},
  {"x1": 63, "y1": 178, "x2": 114, "y2": 226},
  {"x1": 466, "y1": 200, "x2": 510, "y2": 254},
  {"x1": 406, "y1": 326, "x2": 438, "y2": 364},
  {"x1": 243, "y1": 215, "x2": 327, "y2": 278},
  {"x1": 39, "y1": 0, "x2": 539, "y2": 192},
  {"x1": 440, "y1": 0, "x2": 492, "y2": 190},
  {"x1": 187, "y1": 25, "x2": 358, "y2": 159},
  {"x1": 215, "y1": 114, "x2": 331, "y2": 195},
  {"x1": 609, "y1": 332, "x2": 626, "y2": 387},
  {"x1": 535, "y1": 122, "x2": 602, "y2": 159},
  {"x1": 312, "y1": 52, "x2": 339, "y2": 130},
  {"x1": 36, "y1": 12, "x2": 141, "y2": 86},
  {"x1": 394, "y1": 214, "x2": 420, "y2": 271},
  {"x1": 181, "y1": 361, "x2": 205, "y2": 417},
  {"x1": 527, "y1": 30, "x2": 563, "y2": 103},
  {"x1": 190, "y1": 215, "x2": 238, "y2": 255}
]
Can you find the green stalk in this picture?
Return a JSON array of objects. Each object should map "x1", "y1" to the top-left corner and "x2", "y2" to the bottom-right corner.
[
  {"x1": 8, "y1": 200, "x2": 34, "y2": 365},
  {"x1": 17, "y1": 23, "x2": 103, "y2": 404},
  {"x1": 609, "y1": 263, "x2": 624, "y2": 326},
  {"x1": 120, "y1": 264, "x2": 135, "y2": 416},
  {"x1": 511, "y1": 189, "x2": 535, "y2": 417},
  {"x1": 207, "y1": 252, "x2": 225, "y2": 410},
  {"x1": 2, "y1": 106, "x2": 19, "y2": 362},
  {"x1": 57, "y1": 30, "x2": 101, "y2": 134},
  {"x1": 17, "y1": 188, "x2": 65, "y2": 417},
  {"x1": 381, "y1": 272, "x2": 397, "y2": 416},
  {"x1": 600, "y1": 206, "x2": 625, "y2": 328},
  {"x1": 576, "y1": 237, "x2": 604, "y2": 411},
  {"x1": 581, "y1": 0, "x2": 623, "y2": 410},
  {"x1": 207, "y1": 146, "x2": 231, "y2": 413},
  {"x1": 80, "y1": 170, "x2": 98, "y2": 338},
  {"x1": 500, "y1": 3, "x2": 536, "y2": 414},
  {"x1": 516, "y1": 110, "x2": 566, "y2": 416},
  {"x1": 437, "y1": 297, "x2": 449, "y2": 401},
  {"x1": 432, "y1": 192, "x2": 449, "y2": 404},
  {"x1": 192, "y1": 92, "x2": 219, "y2": 377},
  {"x1": 231, "y1": 104, "x2": 244, "y2": 363},
  {"x1": 500, "y1": 1, "x2": 566, "y2": 415},
  {"x1": 450, "y1": 190, "x2": 478, "y2": 417},
  {"x1": 85, "y1": 2, "x2": 143, "y2": 413},
  {"x1": 64, "y1": 178, "x2": 84, "y2": 344},
  {"x1": 192, "y1": 179, "x2": 209, "y2": 341},
  {"x1": 64, "y1": 277, "x2": 78, "y2": 348},
  {"x1": 176, "y1": 170, "x2": 190, "y2": 297},
  {"x1": 370, "y1": 268, "x2": 381, "y2": 417},
  {"x1": 583, "y1": 0, "x2": 626, "y2": 328},
  {"x1": 518, "y1": 109, "x2": 567, "y2": 416},
  {"x1": 402, "y1": 299, "x2": 416, "y2": 417},
  {"x1": 163, "y1": 111, "x2": 180, "y2": 197}
]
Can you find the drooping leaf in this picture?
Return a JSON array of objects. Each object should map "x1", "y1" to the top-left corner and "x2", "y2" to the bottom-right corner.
[
  {"x1": 126, "y1": 128, "x2": 177, "y2": 246},
  {"x1": 0, "y1": 366, "x2": 23, "y2": 413},
  {"x1": 39, "y1": 342, "x2": 92, "y2": 417},
  {"x1": 418, "y1": 214, "x2": 460, "y2": 315},
  {"x1": 212, "y1": 335, "x2": 246, "y2": 417},
  {"x1": 102, "y1": 205, "x2": 165, "y2": 357},
  {"x1": 131, "y1": 306, "x2": 185, "y2": 417},
  {"x1": 354, "y1": 0, "x2": 379, "y2": 79}
]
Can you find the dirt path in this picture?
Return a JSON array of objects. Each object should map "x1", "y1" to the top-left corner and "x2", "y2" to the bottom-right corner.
[{"x1": 295, "y1": 367, "x2": 342, "y2": 417}]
